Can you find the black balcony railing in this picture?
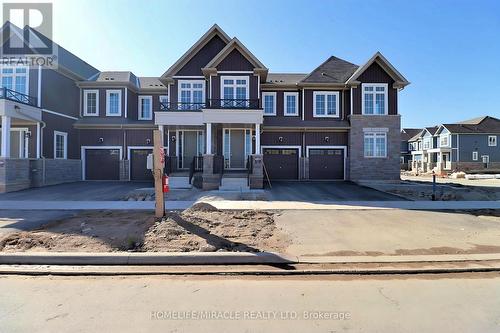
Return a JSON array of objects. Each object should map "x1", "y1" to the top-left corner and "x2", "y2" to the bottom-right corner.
[
  {"x1": 0, "y1": 87, "x2": 37, "y2": 107},
  {"x1": 207, "y1": 99, "x2": 259, "y2": 109},
  {"x1": 159, "y1": 99, "x2": 260, "y2": 111}
]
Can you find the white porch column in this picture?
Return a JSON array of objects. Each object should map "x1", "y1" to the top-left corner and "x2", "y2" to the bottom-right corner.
[
  {"x1": 206, "y1": 123, "x2": 212, "y2": 154},
  {"x1": 255, "y1": 123, "x2": 261, "y2": 154},
  {"x1": 158, "y1": 125, "x2": 164, "y2": 146},
  {"x1": 36, "y1": 122, "x2": 41, "y2": 158},
  {"x1": 1, "y1": 116, "x2": 11, "y2": 158}
]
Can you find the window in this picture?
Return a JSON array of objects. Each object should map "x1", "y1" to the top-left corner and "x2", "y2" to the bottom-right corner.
[
  {"x1": 488, "y1": 135, "x2": 497, "y2": 147},
  {"x1": 472, "y1": 151, "x2": 478, "y2": 161},
  {"x1": 83, "y1": 90, "x2": 99, "y2": 116},
  {"x1": 0, "y1": 66, "x2": 28, "y2": 95},
  {"x1": 54, "y1": 131, "x2": 67, "y2": 159},
  {"x1": 262, "y1": 92, "x2": 276, "y2": 115},
  {"x1": 221, "y1": 76, "x2": 248, "y2": 107},
  {"x1": 138, "y1": 96, "x2": 152, "y2": 120},
  {"x1": 178, "y1": 80, "x2": 204, "y2": 109},
  {"x1": 423, "y1": 137, "x2": 431, "y2": 149},
  {"x1": 362, "y1": 84, "x2": 388, "y2": 115},
  {"x1": 364, "y1": 131, "x2": 387, "y2": 158},
  {"x1": 284, "y1": 92, "x2": 299, "y2": 116},
  {"x1": 440, "y1": 134, "x2": 450, "y2": 147},
  {"x1": 482, "y1": 155, "x2": 490, "y2": 164},
  {"x1": 313, "y1": 91, "x2": 339, "y2": 118},
  {"x1": 106, "y1": 90, "x2": 122, "y2": 116}
]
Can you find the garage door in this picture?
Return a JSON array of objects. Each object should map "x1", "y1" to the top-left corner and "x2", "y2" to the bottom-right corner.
[
  {"x1": 263, "y1": 148, "x2": 298, "y2": 180},
  {"x1": 85, "y1": 149, "x2": 120, "y2": 180},
  {"x1": 130, "y1": 149, "x2": 153, "y2": 182},
  {"x1": 308, "y1": 148, "x2": 344, "y2": 180}
]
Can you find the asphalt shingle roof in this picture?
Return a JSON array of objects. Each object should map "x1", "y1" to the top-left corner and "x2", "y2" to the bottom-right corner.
[
  {"x1": 300, "y1": 56, "x2": 359, "y2": 84},
  {"x1": 265, "y1": 73, "x2": 307, "y2": 85},
  {"x1": 443, "y1": 116, "x2": 500, "y2": 134}
]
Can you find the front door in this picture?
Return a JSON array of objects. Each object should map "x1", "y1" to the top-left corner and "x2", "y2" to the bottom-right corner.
[
  {"x1": 442, "y1": 153, "x2": 450, "y2": 170},
  {"x1": 223, "y1": 129, "x2": 251, "y2": 169},
  {"x1": 179, "y1": 130, "x2": 203, "y2": 169}
]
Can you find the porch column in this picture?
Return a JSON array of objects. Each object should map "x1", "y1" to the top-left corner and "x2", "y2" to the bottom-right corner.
[
  {"x1": 1, "y1": 116, "x2": 11, "y2": 158},
  {"x1": 205, "y1": 123, "x2": 212, "y2": 154},
  {"x1": 158, "y1": 125, "x2": 164, "y2": 146},
  {"x1": 255, "y1": 123, "x2": 261, "y2": 154},
  {"x1": 36, "y1": 122, "x2": 41, "y2": 158}
]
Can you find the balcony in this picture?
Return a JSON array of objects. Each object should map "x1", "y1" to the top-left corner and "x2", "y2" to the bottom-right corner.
[
  {"x1": 0, "y1": 87, "x2": 37, "y2": 107},
  {"x1": 159, "y1": 99, "x2": 260, "y2": 112}
]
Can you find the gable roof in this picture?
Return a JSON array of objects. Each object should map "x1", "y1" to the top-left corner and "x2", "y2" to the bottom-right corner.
[
  {"x1": 161, "y1": 24, "x2": 231, "y2": 79},
  {"x1": 401, "y1": 128, "x2": 422, "y2": 141},
  {"x1": 202, "y1": 37, "x2": 268, "y2": 78},
  {"x1": 299, "y1": 56, "x2": 358, "y2": 85},
  {"x1": 408, "y1": 129, "x2": 425, "y2": 142},
  {"x1": 346, "y1": 52, "x2": 409, "y2": 88},
  {"x1": 439, "y1": 116, "x2": 500, "y2": 134},
  {"x1": 424, "y1": 126, "x2": 439, "y2": 136}
]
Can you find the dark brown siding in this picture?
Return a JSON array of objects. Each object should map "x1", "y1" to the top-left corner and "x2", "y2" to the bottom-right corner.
[
  {"x1": 80, "y1": 88, "x2": 127, "y2": 118},
  {"x1": 176, "y1": 35, "x2": 227, "y2": 76},
  {"x1": 126, "y1": 129, "x2": 153, "y2": 147},
  {"x1": 261, "y1": 132, "x2": 302, "y2": 146},
  {"x1": 78, "y1": 129, "x2": 124, "y2": 158},
  {"x1": 305, "y1": 132, "x2": 348, "y2": 146},
  {"x1": 216, "y1": 49, "x2": 254, "y2": 71},
  {"x1": 352, "y1": 62, "x2": 397, "y2": 115},
  {"x1": 42, "y1": 113, "x2": 79, "y2": 159},
  {"x1": 262, "y1": 90, "x2": 302, "y2": 120},
  {"x1": 42, "y1": 69, "x2": 80, "y2": 118}
]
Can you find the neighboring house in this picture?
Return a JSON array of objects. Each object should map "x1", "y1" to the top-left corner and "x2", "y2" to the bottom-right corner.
[
  {"x1": 401, "y1": 128, "x2": 422, "y2": 169},
  {"x1": 0, "y1": 23, "x2": 410, "y2": 192},
  {"x1": 407, "y1": 116, "x2": 500, "y2": 173}
]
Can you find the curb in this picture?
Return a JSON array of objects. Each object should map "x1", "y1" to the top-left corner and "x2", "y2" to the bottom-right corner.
[{"x1": 0, "y1": 252, "x2": 297, "y2": 266}]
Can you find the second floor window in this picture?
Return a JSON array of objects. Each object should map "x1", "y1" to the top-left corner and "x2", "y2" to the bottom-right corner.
[
  {"x1": 221, "y1": 76, "x2": 248, "y2": 107},
  {"x1": 83, "y1": 90, "x2": 99, "y2": 116},
  {"x1": 488, "y1": 135, "x2": 497, "y2": 146},
  {"x1": 138, "y1": 96, "x2": 152, "y2": 120},
  {"x1": 284, "y1": 92, "x2": 299, "y2": 116},
  {"x1": 262, "y1": 92, "x2": 276, "y2": 115},
  {"x1": 178, "y1": 80, "x2": 204, "y2": 109},
  {"x1": 313, "y1": 91, "x2": 339, "y2": 117},
  {"x1": 362, "y1": 84, "x2": 388, "y2": 115},
  {"x1": 106, "y1": 90, "x2": 122, "y2": 116},
  {"x1": 423, "y1": 137, "x2": 431, "y2": 149},
  {"x1": 440, "y1": 134, "x2": 449, "y2": 147},
  {"x1": 1, "y1": 66, "x2": 28, "y2": 95}
]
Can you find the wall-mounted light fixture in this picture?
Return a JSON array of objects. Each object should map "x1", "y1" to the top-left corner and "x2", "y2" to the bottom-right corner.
[
  {"x1": 171, "y1": 136, "x2": 176, "y2": 143},
  {"x1": 24, "y1": 131, "x2": 31, "y2": 139},
  {"x1": 324, "y1": 136, "x2": 330, "y2": 142},
  {"x1": 146, "y1": 138, "x2": 151, "y2": 144},
  {"x1": 98, "y1": 137, "x2": 104, "y2": 143},
  {"x1": 278, "y1": 136, "x2": 284, "y2": 143},
  {"x1": 252, "y1": 135, "x2": 256, "y2": 141}
]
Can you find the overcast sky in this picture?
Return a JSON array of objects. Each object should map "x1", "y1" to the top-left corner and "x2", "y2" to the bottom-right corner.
[{"x1": 12, "y1": 0, "x2": 500, "y2": 127}]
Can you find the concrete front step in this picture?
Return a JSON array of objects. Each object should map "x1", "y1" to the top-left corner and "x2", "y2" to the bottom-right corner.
[
  {"x1": 219, "y1": 177, "x2": 249, "y2": 191},
  {"x1": 168, "y1": 176, "x2": 192, "y2": 189}
]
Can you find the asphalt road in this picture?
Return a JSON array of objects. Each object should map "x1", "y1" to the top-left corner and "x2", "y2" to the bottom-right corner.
[{"x1": 1, "y1": 273, "x2": 499, "y2": 332}]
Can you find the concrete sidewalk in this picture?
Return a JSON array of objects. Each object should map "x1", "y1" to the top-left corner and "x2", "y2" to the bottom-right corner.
[{"x1": 0, "y1": 199, "x2": 499, "y2": 211}]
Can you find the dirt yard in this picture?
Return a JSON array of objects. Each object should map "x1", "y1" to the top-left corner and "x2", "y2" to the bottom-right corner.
[{"x1": 0, "y1": 203, "x2": 288, "y2": 253}]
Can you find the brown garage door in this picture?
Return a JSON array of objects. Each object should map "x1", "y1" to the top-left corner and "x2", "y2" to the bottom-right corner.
[
  {"x1": 263, "y1": 148, "x2": 298, "y2": 180},
  {"x1": 85, "y1": 149, "x2": 120, "y2": 180},
  {"x1": 309, "y1": 148, "x2": 344, "y2": 180},
  {"x1": 130, "y1": 149, "x2": 153, "y2": 182}
]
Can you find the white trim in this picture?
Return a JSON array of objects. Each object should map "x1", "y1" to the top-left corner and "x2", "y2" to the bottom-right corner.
[
  {"x1": 177, "y1": 80, "x2": 205, "y2": 105},
  {"x1": 106, "y1": 89, "x2": 122, "y2": 116},
  {"x1": 53, "y1": 130, "x2": 67, "y2": 159},
  {"x1": 0, "y1": 65, "x2": 29, "y2": 96},
  {"x1": 472, "y1": 151, "x2": 478, "y2": 161},
  {"x1": 81, "y1": 146, "x2": 123, "y2": 181},
  {"x1": 350, "y1": 87, "x2": 353, "y2": 115},
  {"x1": 172, "y1": 76, "x2": 205, "y2": 79},
  {"x1": 313, "y1": 91, "x2": 340, "y2": 118},
  {"x1": 218, "y1": 71, "x2": 254, "y2": 74},
  {"x1": 83, "y1": 89, "x2": 99, "y2": 116},
  {"x1": 37, "y1": 65, "x2": 42, "y2": 108},
  {"x1": 283, "y1": 92, "x2": 299, "y2": 116},
  {"x1": 124, "y1": 88, "x2": 128, "y2": 118},
  {"x1": 42, "y1": 108, "x2": 79, "y2": 120},
  {"x1": 36, "y1": 122, "x2": 40, "y2": 158},
  {"x1": 138, "y1": 95, "x2": 153, "y2": 120},
  {"x1": 305, "y1": 145, "x2": 347, "y2": 181},
  {"x1": 482, "y1": 155, "x2": 490, "y2": 164},
  {"x1": 220, "y1": 75, "x2": 249, "y2": 103},
  {"x1": 361, "y1": 83, "x2": 388, "y2": 115},
  {"x1": 301, "y1": 89, "x2": 305, "y2": 121},
  {"x1": 222, "y1": 127, "x2": 252, "y2": 169},
  {"x1": 176, "y1": 129, "x2": 204, "y2": 169},
  {"x1": 262, "y1": 92, "x2": 276, "y2": 116},
  {"x1": 3, "y1": 127, "x2": 29, "y2": 159},
  {"x1": 261, "y1": 145, "x2": 302, "y2": 158},
  {"x1": 488, "y1": 135, "x2": 497, "y2": 147}
]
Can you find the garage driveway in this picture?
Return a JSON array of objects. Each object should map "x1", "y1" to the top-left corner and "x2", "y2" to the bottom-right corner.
[
  {"x1": 266, "y1": 181, "x2": 404, "y2": 201},
  {"x1": 0, "y1": 181, "x2": 152, "y2": 201}
]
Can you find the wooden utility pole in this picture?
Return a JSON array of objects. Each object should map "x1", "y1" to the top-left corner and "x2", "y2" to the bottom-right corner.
[{"x1": 153, "y1": 130, "x2": 165, "y2": 218}]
